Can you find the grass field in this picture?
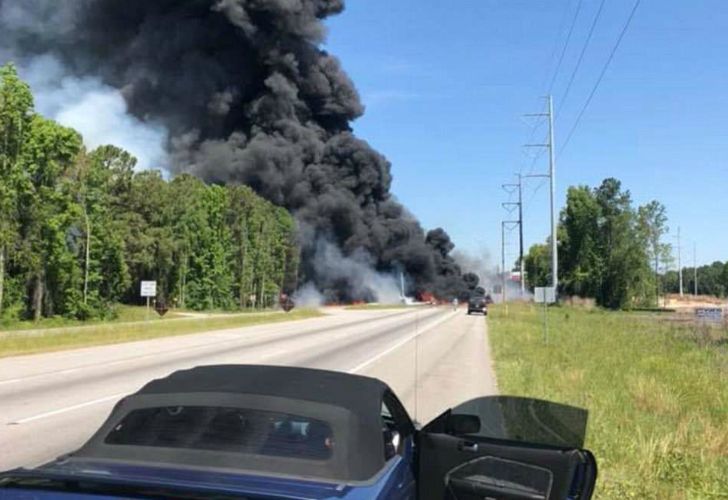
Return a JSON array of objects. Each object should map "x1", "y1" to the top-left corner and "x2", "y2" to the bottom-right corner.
[
  {"x1": 0, "y1": 305, "x2": 186, "y2": 331},
  {"x1": 488, "y1": 303, "x2": 728, "y2": 499},
  {"x1": 0, "y1": 308, "x2": 322, "y2": 358}
]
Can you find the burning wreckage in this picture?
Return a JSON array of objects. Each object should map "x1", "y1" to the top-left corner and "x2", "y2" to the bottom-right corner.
[{"x1": 0, "y1": 0, "x2": 480, "y2": 303}]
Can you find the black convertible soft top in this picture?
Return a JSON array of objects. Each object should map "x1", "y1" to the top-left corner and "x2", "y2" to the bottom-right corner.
[
  {"x1": 68, "y1": 365, "x2": 392, "y2": 483},
  {"x1": 138, "y1": 364, "x2": 388, "y2": 415}
]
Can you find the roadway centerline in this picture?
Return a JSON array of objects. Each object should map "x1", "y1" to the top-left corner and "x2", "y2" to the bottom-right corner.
[
  {"x1": 349, "y1": 310, "x2": 457, "y2": 373},
  {"x1": 6, "y1": 312, "x2": 448, "y2": 426}
]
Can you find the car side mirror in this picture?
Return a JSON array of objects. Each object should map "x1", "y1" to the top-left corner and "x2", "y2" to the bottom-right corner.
[{"x1": 446, "y1": 414, "x2": 480, "y2": 435}]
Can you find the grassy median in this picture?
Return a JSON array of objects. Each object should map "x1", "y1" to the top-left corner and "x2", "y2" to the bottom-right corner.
[
  {"x1": 0, "y1": 308, "x2": 322, "y2": 358},
  {"x1": 0, "y1": 305, "x2": 186, "y2": 332},
  {"x1": 488, "y1": 303, "x2": 728, "y2": 499}
]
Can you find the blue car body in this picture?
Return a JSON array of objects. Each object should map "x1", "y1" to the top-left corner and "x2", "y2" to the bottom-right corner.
[
  {"x1": 0, "y1": 441, "x2": 416, "y2": 499},
  {"x1": 0, "y1": 366, "x2": 597, "y2": 499}
]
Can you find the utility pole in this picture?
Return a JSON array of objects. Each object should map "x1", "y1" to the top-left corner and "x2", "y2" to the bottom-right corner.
[
  {"x1": 502, "y1": 174, "x2": 524, "y2": 296},
  {"x1": 524, "y1": 95, "x2": 558, "y2": 295},
  {"x1": 518, "y1": 179, "x2": 524, "y2": 296},
  {"x1": 501, "y1": 222, "x2": 506, "y2": 304},
  {"x1": 693, "y1": 242, "x2": 697, "y2": 297},
  {"x1": 548, "y1": 95, "x2": 557, "y2": 293},
  {"x1": 676, "y1": 226, "x2": 683, "y2": 297}
]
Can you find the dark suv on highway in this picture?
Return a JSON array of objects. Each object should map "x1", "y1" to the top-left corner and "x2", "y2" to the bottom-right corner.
[{"x1": 467, "y1": 295, "x2": 487, "y2": 315}]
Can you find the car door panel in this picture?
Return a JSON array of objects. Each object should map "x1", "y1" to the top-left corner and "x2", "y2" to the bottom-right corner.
[
  {"x1": 418, "y1": 432, "x2": 594, "y2": 499},
  {"x1": 416, "y1": 397, "x2": 597, "y2": 500},
  {"x1": 447, "y1": 455, "x2": 553, "y2": 500}
]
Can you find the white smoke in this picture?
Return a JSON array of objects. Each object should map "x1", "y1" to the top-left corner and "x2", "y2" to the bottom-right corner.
[
  {"x1": 453, "y1": 247, "x2": 531, "y2": 303},
  {"x1": 312, "y1": 239, "x2": 403, "y2": 304},
  {"x1": 292, "y1": 282, "x2": 324, "y2": 308},
  {"x1": 18, "y1": 54, "x2": 167, "y2": 169}
]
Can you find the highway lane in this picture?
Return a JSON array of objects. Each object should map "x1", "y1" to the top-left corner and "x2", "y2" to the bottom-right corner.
[{"x1": 0, "y1": 306, "x2": 496, "y2": 470}]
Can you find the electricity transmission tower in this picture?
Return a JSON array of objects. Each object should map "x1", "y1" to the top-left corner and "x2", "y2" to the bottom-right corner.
[
  {"x1": 502, "y1": 174, "x2": 524, "y2": 296},
  {"x1": 501, "y1": 220, "x2": 519, "y2": 303},
  {"x1": 524, "y1": 95, "x2": 558, "y2": 294}
]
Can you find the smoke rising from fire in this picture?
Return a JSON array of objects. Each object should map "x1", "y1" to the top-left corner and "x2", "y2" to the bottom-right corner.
[
  {"x1": 15, "y1": 54, "x2": 168, "y2": 169},
  {"x1": 0, "y1": 0, "x2": 472, "y2": 301}
]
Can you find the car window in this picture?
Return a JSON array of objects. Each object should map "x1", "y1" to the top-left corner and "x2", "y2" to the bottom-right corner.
[
  {"x1": 381, "y1": 401, "x2": 393, "y2": 420},
  {"x1": 380, "y1": 392, "x2": 415, "y2": 460},
  {"x1": 448, "y1": 396, "x2": 588, "y2": 449},
  {"x1": 105, "y1": 406, "x2": 334, "y2": 460},
  {"x1": 382, "y1": 391, "x2": 414, "y2": 436}
]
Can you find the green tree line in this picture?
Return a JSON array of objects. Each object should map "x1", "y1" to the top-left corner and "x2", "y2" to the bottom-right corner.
[
  {"x1": 525, "y1": 177, "x2": 677, "y2": 309},
  {"x1": 663, "y1": 261, "x2": 728, "y2": 298},
  {"x1": 0, "y1": 64, "x2": 298, "y2": 321}
]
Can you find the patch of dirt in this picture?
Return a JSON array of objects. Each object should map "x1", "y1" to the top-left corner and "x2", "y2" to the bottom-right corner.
[{"x1": 664, "y1": 294, "x2": 727, "y2": 311}]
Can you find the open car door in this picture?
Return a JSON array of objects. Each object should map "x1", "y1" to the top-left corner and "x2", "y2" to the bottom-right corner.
[{"x1": 417, "y1": 396, "x2": 597, "y2": 500}]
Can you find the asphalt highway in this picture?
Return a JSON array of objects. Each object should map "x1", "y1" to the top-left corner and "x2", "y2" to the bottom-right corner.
[{"x1": 0, "y1": 306, "x2": 497, "y2": 470}]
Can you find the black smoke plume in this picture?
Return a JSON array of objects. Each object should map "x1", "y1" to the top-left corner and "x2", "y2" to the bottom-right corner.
[{"x1": 0, "y1": 0, "x2": 470, "y2": 301}]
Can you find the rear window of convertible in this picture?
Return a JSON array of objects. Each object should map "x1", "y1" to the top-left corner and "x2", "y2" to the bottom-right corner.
[{"x1": 105, "y1": 406, "x2": 334, "y2": 460}]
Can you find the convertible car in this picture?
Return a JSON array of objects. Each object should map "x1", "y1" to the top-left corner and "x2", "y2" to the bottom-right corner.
[{"x1": 0, "y1": 365, "x2": 597, "y2": 499}]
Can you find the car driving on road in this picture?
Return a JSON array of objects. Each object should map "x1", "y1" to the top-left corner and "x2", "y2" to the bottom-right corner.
[
  {"x1": 467, "y1": 295, "x2": 488, "y2": 315},
  {"x1": 0, "y1": 365, "x2": 597, "y2": 499}
]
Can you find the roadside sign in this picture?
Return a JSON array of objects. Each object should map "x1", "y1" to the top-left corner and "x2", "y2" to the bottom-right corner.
[
  {"x1": 534, "y1": 286, "x2": 556, "y2": 304},
  {"x1": 695, "y1": 308, "x2": 723, "y2": 323},
  {"x1": 140, "y1": 281, "x2": 157, "y2": 297}
]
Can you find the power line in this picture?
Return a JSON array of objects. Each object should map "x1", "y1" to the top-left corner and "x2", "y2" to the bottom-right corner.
[
  {"x1": 524, "y1": 134, "x2": 548, "y2": 177},
  {"x1": 557, "y1": 0, "x2": 607, "y2": 113},
  {"x1": 527, "y1": 0, "x2": 579, "y2": 175},
  {"x1": 547, "y1": 0, "x2": 585, "y2": 93},
  {"x1": 521, "y1": 124, "x2": 545, "y2": 175},
  {"x1": 521, "y1": 100, "x2": 548, "y2": 177},
  {"x1": 523, "y1": 177, "x2": 548, "y2": 213},
  {"x1": 559, "y1": 0, "x2": 642, "y2": 155},
  {"x1": 540, "y1": 0, "x2": 572, "y2": 91}
]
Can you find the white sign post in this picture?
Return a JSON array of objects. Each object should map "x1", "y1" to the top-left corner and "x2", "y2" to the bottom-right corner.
[
  {"x1": 140, "y1": 281, "x2": 157, "y2": 319},
  {"x1": 534, "y1": 287, "x2": 556, "y2": 343}
]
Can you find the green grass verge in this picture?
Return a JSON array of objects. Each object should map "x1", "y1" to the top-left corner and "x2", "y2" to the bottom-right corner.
[
  {"x1": 0, "y1": 305, "x2": 187, "y2": 331},
  {"x1": 488, "y1": 303, "x2": 728, "y2": 499},
  {"x1": 0, "y1": 308, "x2": 322, "y2": 358}
]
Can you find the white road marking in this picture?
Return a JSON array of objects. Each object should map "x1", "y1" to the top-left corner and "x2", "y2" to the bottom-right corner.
[
  {"x1": 5, "y1": 310, "x2": 444, "y2": 426},
  {"x1": 10, "y1": 392, "x2": 127, "y2": 425},
  {"x1": 0, "y1": 331, "x2": 306, "y2": 385},
  {"x1": 9, "y1": 349, "x2": 289, "y2": 426},
  {"x1": 0, "y1": 351, "x2": 178, "y2": 385},
  {"x1": 349, "y1": 310, "x2": 457, "y2": 374}
]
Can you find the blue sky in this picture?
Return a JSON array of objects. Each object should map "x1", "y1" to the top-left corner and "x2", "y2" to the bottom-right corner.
[{"x1": 324, "y1": 0, "x2": 728, "y2": 267}]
